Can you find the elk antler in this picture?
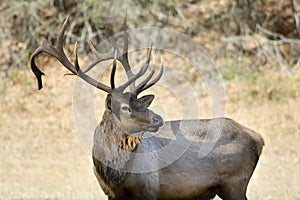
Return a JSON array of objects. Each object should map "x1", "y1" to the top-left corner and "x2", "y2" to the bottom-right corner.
[
  {"x1": 30, "y1": 16, "x2": 163, "y2": 94},
  {"x1": 30, "y1": 16, "x2": 113, "y2": 93},
  {"x1": 86, "y1": 17, "x2": 163, "y2": 94}
]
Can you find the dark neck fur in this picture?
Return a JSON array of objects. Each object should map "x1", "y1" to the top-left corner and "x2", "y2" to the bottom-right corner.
[{"x1": 92, "y1": 110, "x2": 135, "y2": 186}]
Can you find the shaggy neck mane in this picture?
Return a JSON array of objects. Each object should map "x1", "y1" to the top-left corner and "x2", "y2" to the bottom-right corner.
[
  {"x1": 100, "y1": 110, "x2": 143, "y2": 151},
  {"x1": 100, "y1": 109, "x2": 126, "y2": 146},
  {"x1": 92, "y1": 109, "x2": 142, "y2": 186}
]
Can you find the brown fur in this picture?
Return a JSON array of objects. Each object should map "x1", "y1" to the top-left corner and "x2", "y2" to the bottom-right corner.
[
  {"x1": 92, "y1": 110, "x2": 130, "y2": 196},
  {"x1": 92, "y1": 110, "x2": 146, "y2": 197}
]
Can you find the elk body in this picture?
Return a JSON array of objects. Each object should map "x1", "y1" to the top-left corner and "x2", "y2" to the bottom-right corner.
[{"x1": 30, "y1": 17, "x2": 264, "y2": 200}]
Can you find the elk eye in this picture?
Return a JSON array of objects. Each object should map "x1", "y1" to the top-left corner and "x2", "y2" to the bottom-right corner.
[{"x1": 121, "y1": 105, "x2": 132, "y2": 113}]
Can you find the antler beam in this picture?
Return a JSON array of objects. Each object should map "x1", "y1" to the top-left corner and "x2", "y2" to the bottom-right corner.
[
  {"x1": 85, "y1": 18, "x2": 163, "y2": 94},
  {"x1": 30, "y1": 16, "x2": 163, "y2": 95},
  {"x1": 30, "y1": 16, "x2": 113, "y2": 93}
]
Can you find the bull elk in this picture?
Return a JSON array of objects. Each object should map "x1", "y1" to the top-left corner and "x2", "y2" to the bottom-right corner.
[{"x1": 30, "y1": 17, "x2": 264, "y2": 200}]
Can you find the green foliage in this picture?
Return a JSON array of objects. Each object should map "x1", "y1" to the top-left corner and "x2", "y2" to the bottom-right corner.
[
  {"x1": 81, "y1": 0, "x2": 179, "y2": 23},
  {"x1": 221, "y1": 57, "x2": 258, "y2": 83},
  {"x1": 220, "y1": 58, "x2": 300, "y2": 102}
]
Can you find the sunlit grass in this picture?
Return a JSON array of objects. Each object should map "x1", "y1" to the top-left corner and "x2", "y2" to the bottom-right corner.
[{"x1": 1, "y1": 67, "x2": 299, "y2": 199}]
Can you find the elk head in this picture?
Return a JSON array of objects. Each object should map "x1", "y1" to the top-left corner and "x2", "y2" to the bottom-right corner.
[{"x1": 30, "y1": 16, "x2": 164, "y2": 133}]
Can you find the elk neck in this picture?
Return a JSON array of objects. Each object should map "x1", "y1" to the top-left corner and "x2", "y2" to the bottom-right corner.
[
  {"x1": 100, "y1": 109, "x2": 126, "y2": 145},
  {"x1": 100, "y1": 109, "x2": 143, "y2": 151},
  {"x1": 92, "y1": 109, "x2": 144, "y2": 186},
  {"x1": 93, "y1": 109, "x2": 143, "y2": 177}
]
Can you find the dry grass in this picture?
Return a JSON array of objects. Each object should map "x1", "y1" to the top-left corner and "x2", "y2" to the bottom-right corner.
[{"x1": 0, "y1": 65, "x2": 299, "y2": 200}]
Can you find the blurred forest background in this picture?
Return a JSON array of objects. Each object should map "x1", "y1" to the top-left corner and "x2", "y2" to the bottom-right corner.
[
  {"x1": 1, "y1": 0, "x2": 300, "y2": 100},
  {"x1": 0, "y1": 0, "x2": 299, "y2": 199}
]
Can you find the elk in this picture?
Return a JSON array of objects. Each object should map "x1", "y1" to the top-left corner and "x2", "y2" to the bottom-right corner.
[{"x1": 30, "y1": 17, "x2": 264, "y2": 200}]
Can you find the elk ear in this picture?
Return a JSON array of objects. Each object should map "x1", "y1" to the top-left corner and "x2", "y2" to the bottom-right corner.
[
  {"x1": 138, "y1": 95, "x2": 154, "y2": 108},
  {"x1": 106, "y1": 94, "x2": 112, "y2": 110}
]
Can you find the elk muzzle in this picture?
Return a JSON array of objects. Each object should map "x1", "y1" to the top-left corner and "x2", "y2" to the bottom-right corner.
[{"x1": 144, "y1": 111, "x2": 164, "y2": 132}]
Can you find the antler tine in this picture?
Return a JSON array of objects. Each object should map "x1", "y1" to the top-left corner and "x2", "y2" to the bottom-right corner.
[
  {"x1": 83, "y1": 40, "x2": 115, "y2": 73},
  {"x1": 87, "y1": 39, "x2": 115, "y2": 62},
  {"x1": 133, "y1": 70, "x2": 155, "y2": 95},
  {"x1": 83, "y1": 17, "x2": 137, "y2": 92},
  {"x1": 110, "y1": 51, "x2": 117, "y2": 89},
  {"x1": 117, "y1": 46, "x2": 152, "y2": 92},
  {"x1": 31, "y1": 16, "x2": 77, "y2": 89},
  {"x1": 30, "y1": 46, "x2": 45, "y2": 90},
  {"x1": 136, "y1": 64, "x2": 163, "y2": 94},
  {"x1": 105, "y1": 17, "x2": 135, "y2": 87},
  {"x1": 105, "y1": 26, "x2": 134, "y2": 84},
  {"x1": 74, "y1": 44, "x2": 112, "y2": 92},
  {"x1": 56, "y1": 16, "x2": 69, "y2": 52},
  {"x1": 121, "y1": 15, "x2": 133, "y2": 77},
  {"x1": 105, "y1": 25, "x2": 121, "y2": 54},
  {"x1": 30, "y1": 17, "x2": 112, "y2": 93},
  {"x1": 83, "y1": 21, "x2": 131, "y2": 76}
]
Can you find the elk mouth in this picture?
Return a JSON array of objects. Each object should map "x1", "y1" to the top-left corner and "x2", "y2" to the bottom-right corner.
[
  {"x1": 144, "y1": 115, "x2": 164, "y2": 132},
  {"x1": 144, "y1": 125, "x2": 162, "y2": 132}
]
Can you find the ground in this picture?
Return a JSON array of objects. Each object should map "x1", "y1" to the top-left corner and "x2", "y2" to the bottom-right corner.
[{"x1": 0, "y1": 62, "x2": 299, "y2": 200}]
